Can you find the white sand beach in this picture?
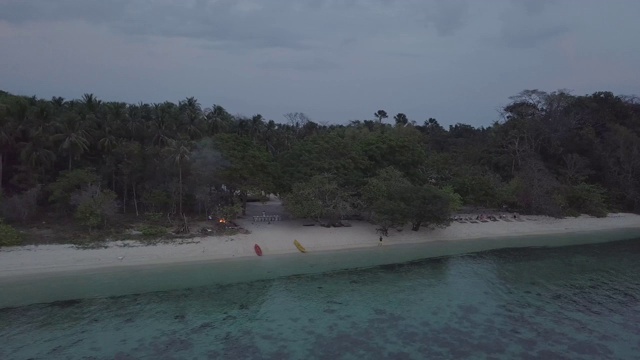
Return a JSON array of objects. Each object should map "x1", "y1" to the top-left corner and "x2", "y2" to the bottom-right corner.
[{"x1": 1, "y1": 199, "x2": 640, "y2": 279}]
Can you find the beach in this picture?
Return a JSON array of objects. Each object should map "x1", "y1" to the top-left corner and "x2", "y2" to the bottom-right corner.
[{"x1": 1, "y1": 198, "x2": 640, "y2": 279}]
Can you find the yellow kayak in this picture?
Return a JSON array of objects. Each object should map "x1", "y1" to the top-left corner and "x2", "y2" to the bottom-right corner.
[{"x1": 293, "y1": 239, "x2": 306, "y2": 253}]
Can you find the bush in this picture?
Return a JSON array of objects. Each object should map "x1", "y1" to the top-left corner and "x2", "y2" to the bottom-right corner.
[
  {"x1": 214, "y1": 203, "x2": 242, "y2": 221},
  {"x1": 0, "y1": 220, "x2": 23, "y2": 247},
  {"x1": 48, "y1": 169, "x2": 100, "y2": 209},
  {"x1": 562, "y1": 183, "x2": 608, "y2": 217},
  {"x1": 144, "y1": 212, "x2": 164, "y2": 223},
  {"x1": 142, "y1": 189, "x2": 172, "y2": 213},
  {"x1": 0, "y1": 185, "x2": 41, "y2": 223},
  {"x1": 139, "y1": 225, "x2": 168, "y2": 238},
  {"x1": 71, "y1": 186, "x2": 118, "y2": 230}
]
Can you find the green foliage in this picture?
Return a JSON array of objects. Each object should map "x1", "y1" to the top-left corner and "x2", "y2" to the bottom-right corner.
[
  {"x1": 279, "y1": 131, "x2": 370, "y2": 191},
  {"x1": 139, "y1": 225, "x2": 168, "y2": 237},
  {"x1": 0, "y1": 219, "x2": 23, "y2": 247},
  {"x1": 216, "y1": 203, "x2": 242, "y2": 220},
  {"x1": 71, "y1": 186, "x2": 118, "y2": 230},
  {"x1": 448, "y1": 167, "x2": 502, "y2": 207},
  {"x1": 402, "y1": 184, "x2": 455, "y2": 231},
  {"x1": 561, "y1": 183, "x2": 608, "y2": 217},
  {"x1": 144, "y1": 212, "x2": 164, "y2": 223},
  {"x1": 142, "y1": 190, "x2": 172, "y2": 213},
  {"x1": 442, "y1": 186, "x2": 463, "y2": 212},
  {"x1": 361, "y1": 167, "x2": 458, "y2": 231},
  {"x1": 48, "y1": 168, "x2": 100, "y2": 207},
  {"x1": 283, "y1": 174, "x2": 355, "y2": 221},
  {"x1": 357, "y1": 128, "x2": 428, "y2": 184},
  {"x1": 0, "y1": 185, "x2": 41, "y2": 223},
  {"x1": 3, "y1": 87, "x2": 640, "y2": 230},
  {"x1": 214, "y1": 134, "x2": 276, "y2": 194},
  {"x1": 362, "y1": 167, "x2": 412, "y2": 229}
]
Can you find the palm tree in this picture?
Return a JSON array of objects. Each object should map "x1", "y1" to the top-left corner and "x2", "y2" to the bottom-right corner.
[
  {"x1": 81, "y1": 93, "x2": 101, "y2": 116},
  {"x1": 236, "y1": 117, "x2": 250, "y2": 137},
  {"x1": 204, "y1": 104, "x2": 232, "y2": 135},
  {"x1": 19, "y1": 138, "x2": 56, "y2": 182},
  {"x1": 53, "y1": 114, "x2": 92, "y2": 170},
  {"x1": 98, "y1": 103, "x2": 127, "y2": 190},
  {"x1": 0, "y1": 98, "x2": 29, "y2": 190},
  {"x1": 51, "y1": 96, "x2": 66, "y2": 109},
  {"x1": 165, "y1": 139, "x2": 192, "y2": 215},
  {"x1": 123, "y1": 103, "x2": 144, "y2": 142},
  {"x1": 149, "y1": 102, "x2": 177, "y2": 146},
  {"x1": 249, "y1": 114, "x2": 265, "y2": 142},
  {"x1": 394, "y1": 113, "x2": 408, "y2": 127},
  {"x1": 0, "y1": 112, "x2": 14, "y2": 191},
  {"x1": 178, "y1": 97, "x2": 203, "y2": 140}
]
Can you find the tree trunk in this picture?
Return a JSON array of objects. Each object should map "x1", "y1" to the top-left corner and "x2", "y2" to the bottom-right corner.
[
  {"x1": 0, "y1": 152, "x2": 3, "y2": 191},
  {"x1": 133, "y1": 182, "x2": 139, "y2": 216},
  {"x1": 241, "y1": 190, "x2": 248, "y2": 215},
  {"x1": 123, "y1": 179, "x2": 128, "y2": 214},
  {"x1": 178, "y1": 166, "x2": 183, "y2": 215}
]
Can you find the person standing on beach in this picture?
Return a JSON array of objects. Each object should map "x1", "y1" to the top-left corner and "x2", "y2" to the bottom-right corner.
[{"x1": 379, "y1": 236, "x2": 383, "y2": 246}]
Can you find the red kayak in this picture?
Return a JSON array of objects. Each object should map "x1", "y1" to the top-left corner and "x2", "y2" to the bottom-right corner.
[{"x1": 254, "y1": 244, "x2": 263, "y2": 256}]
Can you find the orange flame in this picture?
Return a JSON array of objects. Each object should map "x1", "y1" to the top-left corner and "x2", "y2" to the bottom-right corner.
[{"x1": 218, "y1": 219, "x2": 226, "y2": 224}]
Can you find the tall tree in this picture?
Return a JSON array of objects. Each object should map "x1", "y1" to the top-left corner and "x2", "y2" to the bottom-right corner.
[
  {"x1": 374, "y1": 109, "x2": 388, "y2": 123},
  {"x1": 394, "y1": 113, "x2": 408, "y2": 127},
  {"x1": 164, "y1": 139, "x2": 192, "y2": 215},
  {"x1": 53, "y1": 114, "x2": 92, "y2": 170}
]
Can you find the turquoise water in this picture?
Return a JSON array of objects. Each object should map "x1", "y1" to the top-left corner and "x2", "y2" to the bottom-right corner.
[{"x1": 2, "y1": 238, "x2": 640, "y2": 359}]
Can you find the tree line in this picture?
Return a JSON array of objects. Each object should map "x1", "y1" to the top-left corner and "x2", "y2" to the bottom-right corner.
[{"x1": 0, "y1": 89, "x2": 639, "y2": 243}]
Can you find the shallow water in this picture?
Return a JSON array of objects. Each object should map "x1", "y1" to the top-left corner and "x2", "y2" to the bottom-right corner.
[
  {"x1": 2, "y1": 238, "x2": 640, "y2": 359},
  {"x1": 4, "y1": 228, "x2": 640, "y2": 308}
]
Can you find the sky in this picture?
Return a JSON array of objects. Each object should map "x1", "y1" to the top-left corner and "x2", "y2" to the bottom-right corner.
[{"x1": 1, "y1": 0, "x2": 639, "y2": 127}]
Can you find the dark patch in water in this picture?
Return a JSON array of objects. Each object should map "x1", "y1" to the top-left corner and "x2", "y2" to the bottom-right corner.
[
  {"x1": 567, "y1": 340, "x2": 613, "y2": 357},
  {"x1": 457, "y1": 304, "x2": 480, "y2": 315},
  {"x1": 114, "y1": 352, "x2": 136, "y2": 360},
  {"x1": 373, "y1": 308, "x2": 387, "y2": 316},
  {"x1": 387, "y1": 351, "x2": 412, "y2": 359},
  {"x1": 535, "y1": 349, "x2": 571, "y2": 360},
  {"x1": 48, "y1": 299, "x2": 82, "y2": 308}
]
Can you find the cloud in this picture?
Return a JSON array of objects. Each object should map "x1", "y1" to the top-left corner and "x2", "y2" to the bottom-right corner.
[
  {"x1": 424, "y1": 0, "x2": 470, "y2": 36},
  {"x1": 0, "y1": 0, "x2": 128, "y2": 24},
  {"x1": 259, "y1": 58, "x2": 339, "y2": 72},
  {"x1": 1, "y1": 0, "x2": 638, "y2": 128},
  {"x1": 502, "y1": 24, "x2": 569, "y2": 48},
  {"x1": 498, "y1": 0, "x2": 570, "y2": 48},
  {"x1": 0, "y1": 0, "x2": 474, "y2": 51}
]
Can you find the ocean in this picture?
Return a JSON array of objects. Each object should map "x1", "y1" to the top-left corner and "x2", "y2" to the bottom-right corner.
[{"x1": 1, "y1": 235, "x2": 640, "y2": 359}]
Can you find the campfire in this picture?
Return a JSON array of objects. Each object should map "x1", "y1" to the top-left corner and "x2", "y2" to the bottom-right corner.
[{"x1": 218, "y1": 219, "x2": 226, "y2": 224}]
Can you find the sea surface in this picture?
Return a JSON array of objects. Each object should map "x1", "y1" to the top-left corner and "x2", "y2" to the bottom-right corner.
[{"x1": 2, "y1": 237, "x2": 640, "y2": 359}]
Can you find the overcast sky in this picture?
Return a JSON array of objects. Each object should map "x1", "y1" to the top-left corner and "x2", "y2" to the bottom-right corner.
[{"x1": 1, "y1": 0, "x2": 639, "y2": 127}]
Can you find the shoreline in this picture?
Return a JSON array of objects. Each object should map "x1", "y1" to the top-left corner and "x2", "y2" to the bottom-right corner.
[
  {"x1": 2, "y1": 214, "x2": 640, "y2": 308},
  {"x1": 1, "y1": 213, "x2": 640, "y2": 279}
]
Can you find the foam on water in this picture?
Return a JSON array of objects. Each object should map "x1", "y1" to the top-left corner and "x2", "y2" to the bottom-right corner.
[{"x1": 1, "y1": 231, "x2": 640, "y2": 359}]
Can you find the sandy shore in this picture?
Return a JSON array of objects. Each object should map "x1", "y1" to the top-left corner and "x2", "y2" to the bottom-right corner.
[{"x1": 1, "y1": 203, "x2": 640, "y2": 279}]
